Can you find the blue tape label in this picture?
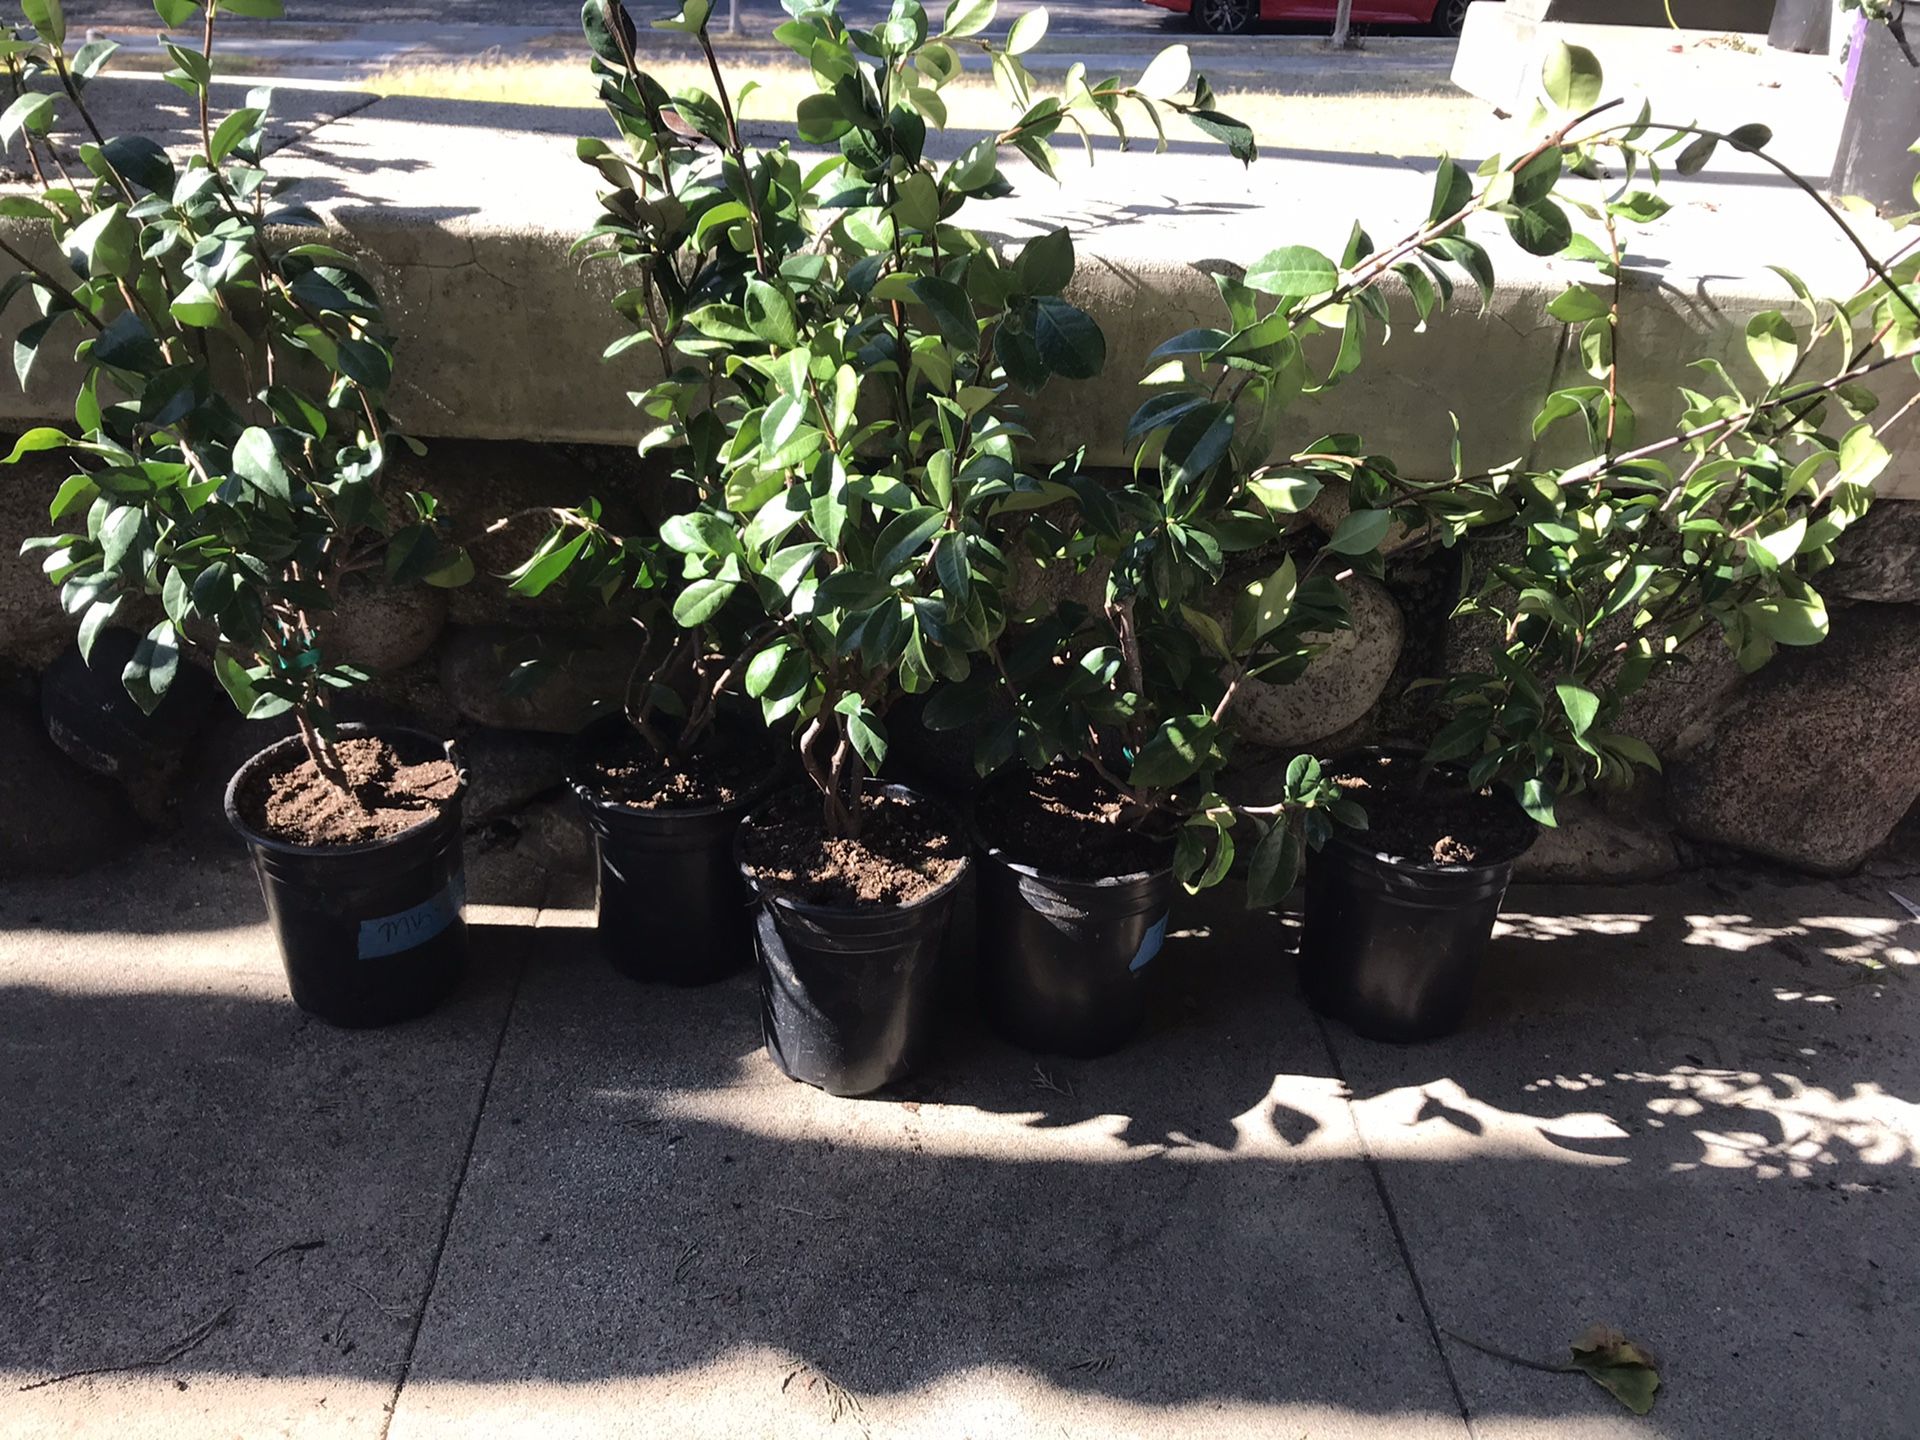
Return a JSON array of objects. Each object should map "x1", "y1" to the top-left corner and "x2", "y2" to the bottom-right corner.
[
  {"x1": 1130, "y1": 913, "x2": 1169, "y2": 972},
  {"x1": 358, "y1": 876, "x2": 465, "y2": 959}
]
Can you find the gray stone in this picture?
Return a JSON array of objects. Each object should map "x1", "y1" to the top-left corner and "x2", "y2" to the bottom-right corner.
[
  {"x1": 326, "y1": 575, "x2": 449, "y2": 675},
  {"x1": 1828, "y1": 499, "x2": 1920, "y2": 605},
  {"x1": 510, "y1": 791, "x2": 594, "y2": 876},
  {"x1": 1615, "y1": 634, "x2": 1750, "y2": 758},
  {"x1": 0, "y1": 451, "x2": 78, "y2": 670},
  {"x1": 1231, "y1": 574, "x2": 1404, "y2": 749},
  {"x1": 438, "y1": 624, "x2": 637, "y2": 734},
  {"x1": 1512, "y1": 785, "x2": 1681, "y2": 883},
  {"x1": 1670, "y1": 602, "x2": 1920, "y2": 873},
  {"x1": 463, "y1": 726, "x2": 573, "y2": 824},
  {"x1": 0, "y1": 693, "x2": 140, "y2": 874}
]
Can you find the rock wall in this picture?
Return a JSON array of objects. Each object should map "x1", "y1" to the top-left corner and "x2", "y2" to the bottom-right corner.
[{"x1": 3, "y1": 439, "x2": 1916, "y2": 881}]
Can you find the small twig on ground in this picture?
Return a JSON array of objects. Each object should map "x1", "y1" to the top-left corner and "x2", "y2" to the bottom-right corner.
[
  {"x1": 774, "y1": 1204, "x2": 844, "y2": 1222},
  {"x1": 1031, "y1": 1062, "x2": 1075, "y2": 1099},
  {"x1": 252, "y1": 1237, "x2": 325, "y2": 1270},
  {"x1": 1442, "y1": 1328, "x2": 1582, "y2": 1374},
  {"x1": 672, "y1": 1241, "x2": 700, "y2": 1285},
  {"x1": 783, "y1": 1363, "x2": 868, "y2": 1431},
  {"x1": 1068, "y1": 1353, "x2": 1116, "y2": 1374},
  {"x1": 17, "y1": 1304, "x2": 237, "y2": 1392},
  {"x1": 347, "y1": 1280, "x2": 412, "y2": 1320}
]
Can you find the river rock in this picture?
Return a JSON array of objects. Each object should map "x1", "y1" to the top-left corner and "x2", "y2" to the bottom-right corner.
[
  {"x1": 1230, "y1": 574, "x2": 1404, "y2": 748},
  {"x1": 438, "y1": 624, "x2": 636, "y2": 734},
  {"x1": 1827, "y1": 499, "x2": 1920, "y2": 604},
  {"x1": 0, "y1": 452, "x2": 79, "y2": 669},
  {"x1": 326, "y1": 576, "x2": 448, "y2": 675},
  {"x1": 1513, "y1": 786, "x2": 1681, "y2": 883},
  {"x1": 1669, "y1": 602, "x2": 1920, "y2": 874}
]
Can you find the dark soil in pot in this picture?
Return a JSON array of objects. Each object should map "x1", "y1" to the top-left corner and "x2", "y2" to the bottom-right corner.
[
  {"x1": 226, "y1": 725, "x2": 468, "y2": 1029},
  {"x1": 738, "y1": 786, "x2": 969, "y2": 1096},
  {"x1": 571, "y1": 726, "x2": 781, "y2": 986},
  {"x1": 233, "y1": 733, "x2": 460, "y2": 845},
  {"x1": 1299, "y1": 749, "x2": 1537, "y2": 1044},
  {"x1": 973, "y1": 769, "x2": 1175, "y2": 1058}
]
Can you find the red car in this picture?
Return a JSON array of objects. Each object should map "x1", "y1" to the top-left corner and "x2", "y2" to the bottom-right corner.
[{"x1": 1145, "y1": 0, "x2": 1476, "y2": 36}]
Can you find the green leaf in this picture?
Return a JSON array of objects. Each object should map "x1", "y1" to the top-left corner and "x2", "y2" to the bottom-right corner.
[
  {"x1": 1746, "y1": 594, "x2": 1827, "y2": 645},
  {"x1": 942, "y1": 0, "x2": 996, "y2": 38},
  {"x1": 207, "y1": 106, "x2": 262, "y2": 163},
  {"x1": 1835, "y1": 423, "x2": 1891, "y2": 490},
  {"x1": 1135, "y1": 44, "x2": 1191, "y2": 99},
  {"x1": 1429, "y1": 155, "x2": 1472, "y2": 224},
  {"x1": 1511, "y1": 147, "x2": 1563, "y2": 206},
  {"x1": 1506, "y1": 199, "x2": 1571, "y2": 257},
  {"x1": 509, "y1": 531, "x2": 587, "y2": 597},
  {"x1": 232, "y1": 426, "x2": 292, "y2": 501},
  {"x1": 1744, "y1": 310, "x2": 1798, "y2": 387},
  {"x1": 1015, "y1": 227, "x2": 1074, "y2": 295},
  {"x1": 1542, "y1": 41, "x2": 1603, "y2": 113},
  {"x1": 1555, "y1": 682, "x2": 1599, "y2": 737},
  {"x1": 153, "y1": 0, "x2": 198, "y2": 26},
  {"x1": 1237, "y1": 555, "x2": 1297, "y2": 643},
  {"x1": 0, "y1": 91, "x2": 56, "y2": 146},
  {"x1": 1547, "y1": 284, "x2": 1608, "y2": 324},
  {"x1": 1129, "y1": 714, "x2": 1218, "y2": 791},
  {"x1": 1032, "y1": 296, "x2": 1105, "y2": 380},
  {"x1": 77, "y1": 596, "x2": 121, "y2": 664},
  {"x1": 743, "y1": 278, "x2": 800, "y2": 347},
  {"x1": 1325, "y1": 508, "x2": 1390, "y2": 556},
  {"x1": 1568, "y1": 1325, "x2": 1661, "y2": 1416},
  {"x1": 4, "y1": 426, "x2": 72, "y2": 464},
  {"x1": 1245, "y1": 245, "x2": 1339, "y2": 299},
  {"x1": 98, "y1": 505, "x2": 143, "y2": 572},
  {"x1": 1518, "y1": 778, "x2": 1557, "y2": 828},
  {"x1": 672, "y1": 577, "x2": 735, "y2": 627},
  {"x1": 121, "y1": 620, "x2": 179, "y2": 716},
  {"x1": 1726, "y1": 123, "x2": 1772, "y2": 152},
  {"x1": 1248, "y1": 470, "x2": 1322, "y2": 515},
  {"x1": 1245, "y1": 819, "x2": 1303, "y2": 910},
  {"x1": 873, "y1": 505, "x2": 945, "y2": 573},
  {"x1": 1676, "y1": 133, "x2": 1717, "y2": 175},
  {"x1": 23, "y1": 0, "x2": 65, "y2": 47},
  {"x1": 66, "y1": 205, "x2": 137, "y2": 280},
  {"x1": 1006, "y1": 6, "x2": 1048, "y2": 55},
  {"x1": 170, "y1": 280, "x2": 223, "y2": 328}
]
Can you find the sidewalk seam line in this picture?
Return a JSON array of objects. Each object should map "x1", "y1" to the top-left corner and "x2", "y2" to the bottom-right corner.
[
  {"x1": 376, "y1": 912, "x2": 530, "y2": 1439},
  {"x1": 1312, "y1": 1009, "x2": 1480, "y2": 1440}
]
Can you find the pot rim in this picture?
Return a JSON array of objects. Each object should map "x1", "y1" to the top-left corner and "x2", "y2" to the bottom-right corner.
[
  {"x1": 1322, "y1": 744, "x2": 1538, "y2": 874},
  {"x1": 567, "y1": 758, "x2": 783, "y2": 823},
  {"x1": 735, "y1": 781, "x2": 972, "y2": 919},
  {"x1": 969, "y1": 769, "x2": 1176, "y2": 888},
  {"x1": 224, "y1": 722, "x2": 467, "y2": 859}
]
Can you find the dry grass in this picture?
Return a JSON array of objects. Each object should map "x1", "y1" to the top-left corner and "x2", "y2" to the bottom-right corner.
[{"x1": 360, "y1": 55, "x2": 1480, "y2": 158}]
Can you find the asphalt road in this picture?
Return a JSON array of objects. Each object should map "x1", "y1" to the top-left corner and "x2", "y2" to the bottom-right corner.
[{"x1": 77, "y1": 0, "x2": 1442, "y2": 41}]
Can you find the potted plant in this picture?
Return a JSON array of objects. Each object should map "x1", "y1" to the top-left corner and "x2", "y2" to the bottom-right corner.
[
  {"x1": 529, "y1": 0, "x2": 1254, "y2": 1090},
  {"x1": 1295, "y1": 44, "x2": 1909, "y2": 1040},
  {"x1": 936, "y1": 119, "x2": 1535, "y2": 1058},
  {"x1": 3, "y1": 0, "x2": 472, "y2": 1027}
]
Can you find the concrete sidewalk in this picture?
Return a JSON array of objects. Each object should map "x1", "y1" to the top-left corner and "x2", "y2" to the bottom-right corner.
[{"x1": 3, "y1": 837, "x2": 1916, "y2": 1439}]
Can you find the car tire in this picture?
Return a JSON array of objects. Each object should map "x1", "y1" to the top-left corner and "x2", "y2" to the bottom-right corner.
[
  {"x1": 1431, "y1": 0, "x2": 1476, "y2": 35},
  {"x1": 1192, "y1": 0, "x2": 1256, "y2": 35}
]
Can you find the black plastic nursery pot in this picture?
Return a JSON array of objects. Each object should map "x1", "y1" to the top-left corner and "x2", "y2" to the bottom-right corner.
[
  {"x1": 1298, "y1": 755, "x2": 1536, "y2": 1044},
  {"x1": 973, "y1": 809, "x2": 1176, "y2": 1059},
  {"x1": 225, "y1": 725, "x2": 469, "y2": 1029},
  {"x1": 572, "y1": 767, "x2": 777, "y2": 986},
  {"x1": 738, "y1": 785, "x2": 970, "y2": 1097}
]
